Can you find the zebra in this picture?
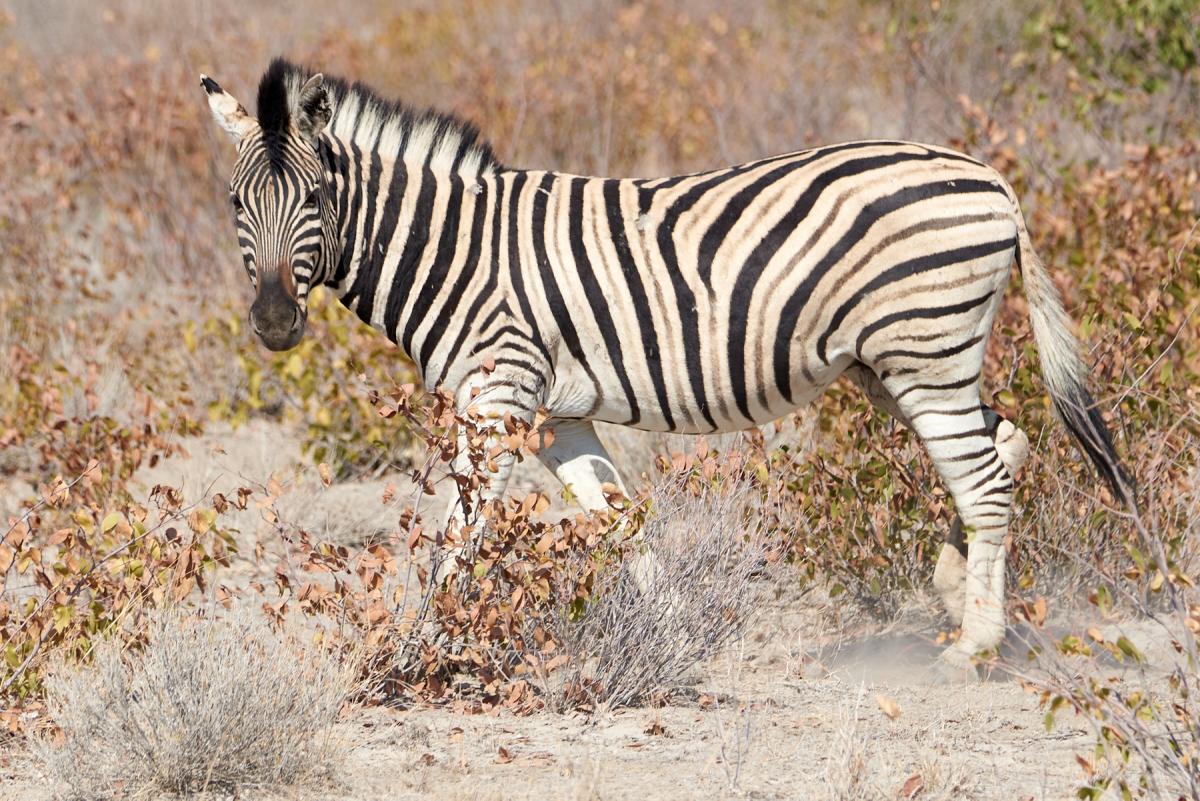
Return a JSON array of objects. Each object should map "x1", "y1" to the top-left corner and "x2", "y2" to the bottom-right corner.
[{"x1": 201, "y1": 58, "x2": 1134, "y2": 676}]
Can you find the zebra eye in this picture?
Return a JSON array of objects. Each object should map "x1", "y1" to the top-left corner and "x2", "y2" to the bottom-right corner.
[
  {"x1": 303, "y1": 191, "x2": 319, "y2": 210},
  {"x1": 230, "y1": 194, "x2": 244, "y2": 212}
]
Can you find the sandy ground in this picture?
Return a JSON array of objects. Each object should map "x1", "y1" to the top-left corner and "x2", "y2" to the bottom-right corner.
[
  {"x1": 1, "y1": 419, "x2": 1165, "y2": 800},
  {"x1": 2, "y1": 620, "x2": 1109, "y2": 801},
  {"x1": 336, "y1": 678, "x2": 1080, "y2": 800}
]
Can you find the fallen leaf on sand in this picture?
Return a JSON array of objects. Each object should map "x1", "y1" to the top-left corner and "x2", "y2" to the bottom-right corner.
[
  {"x1": 899, "y1": 772, "x2": 924, "y2": 798},
  {"x1": 876, "y1": 692, "x2": 902, "y2": 720}
]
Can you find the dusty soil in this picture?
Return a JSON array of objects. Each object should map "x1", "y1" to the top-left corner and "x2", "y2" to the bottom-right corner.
[
  {"x1": 2, "y1": 626, "x2": 1113, "y2": 801},
  {"x1": 1, "y1": 420, "x2": 1162, "y2": 801},
  {"x1": 322, "y1": 610, "x2": 1174, "y2": 801}
]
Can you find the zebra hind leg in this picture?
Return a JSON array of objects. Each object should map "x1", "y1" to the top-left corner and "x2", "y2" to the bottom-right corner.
[
  {"x1": 874, "y1": 372, "x2": 1022, "y2": 676},
  {"x1": 844, "y1": 365, "x2": 1027, "y2": 628},
  {"x1": 535, "y1": 419, "x2": 667, "y2": 599},
  {"x1": 534, "y1": 419, "x2": 629, "y2": 510},
  {"x1": 932, "y1": 407, "x2": 1028, "y2": 626}
]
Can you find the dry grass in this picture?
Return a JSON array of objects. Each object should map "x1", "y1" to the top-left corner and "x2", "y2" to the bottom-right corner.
[
  {"x1": 813, "y1": 696, "x2": 976, "y2": 801},
  {"x1": 34, "y1": 611, "x2": 353, "y2": 799},
  {"x1": 546, "y1": 476, "x2": 766, "y2": 712}
]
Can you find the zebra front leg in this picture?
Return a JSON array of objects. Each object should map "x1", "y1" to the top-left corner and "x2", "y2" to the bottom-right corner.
[
  {"x1": 433, "y1": 422, "x2": 521, "y2": 586},
  {"x1": 434, "y1": 374, "x2": 539, "y2": 586}
]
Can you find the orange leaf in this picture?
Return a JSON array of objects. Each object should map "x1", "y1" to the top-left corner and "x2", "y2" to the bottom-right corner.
[
  {"x1": 876, "y1": 693, "x2": 901, "y2": 721},
  {"x1": 899, "y1": 773, "x2": 924, "y2": 798}
]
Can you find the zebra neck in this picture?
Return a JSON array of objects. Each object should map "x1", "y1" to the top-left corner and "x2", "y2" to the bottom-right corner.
[{"x1": 325, "y1": 148, "x2": 494, "y2": 377}]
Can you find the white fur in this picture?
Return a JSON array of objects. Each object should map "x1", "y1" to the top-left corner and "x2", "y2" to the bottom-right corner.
[{"x1": 202, "y1": 75, "x2": 257, "y2": 143}]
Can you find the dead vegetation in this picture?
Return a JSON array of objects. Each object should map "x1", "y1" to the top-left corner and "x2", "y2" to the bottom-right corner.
[
  {"x1": 547, "y1": 475, "x2": 767, "y2": 712},
  {"x1": 33, "y1": 611, "x2": 352, "y2": 799}
]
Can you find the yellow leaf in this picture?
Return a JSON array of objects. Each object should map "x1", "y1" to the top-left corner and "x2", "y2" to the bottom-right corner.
[
  {"x1": 284, "y1": 352, "x2": 304, "y2": 379},
  {"x1": 1116, "y1": 636, "x2": 1145, "y2": 664},
  {"x1": 72, "y1": 508, "x2": 93, "y2": 531},
  {"x1": 52, "y1": 604, "x2": 73, "y2": 632},
  {"x1": 187, "y1": 509, "x2": 214, "y2": 535},
  {"x1": 101, "y1": 512, "x2": 122, "y2": 533}
]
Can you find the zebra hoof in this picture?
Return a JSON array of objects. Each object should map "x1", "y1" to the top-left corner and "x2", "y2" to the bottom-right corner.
[{"x1": 932, "y1": 646, "x2": 981, "y2": 684}]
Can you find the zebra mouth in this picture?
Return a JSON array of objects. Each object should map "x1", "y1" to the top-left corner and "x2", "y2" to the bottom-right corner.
[
  {"x1": 255, "y1": 316, "x2": 305, "y2": 351},
  {"x1": 250, "y1": 297, "x2": 306, "y2": 352}
]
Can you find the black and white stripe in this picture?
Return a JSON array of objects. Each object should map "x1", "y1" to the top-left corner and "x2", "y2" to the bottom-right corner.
[{"x1": 205, "y1": 59, "x2": 1133, "y2": 669}]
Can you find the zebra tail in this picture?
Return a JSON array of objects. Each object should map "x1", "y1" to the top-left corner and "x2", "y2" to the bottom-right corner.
[{"x1": 1015, "y1": 218, "x2": 1137, "y2": 512}]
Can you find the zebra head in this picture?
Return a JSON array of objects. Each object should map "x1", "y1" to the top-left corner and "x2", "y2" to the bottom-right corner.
[{"x1": 201, "y1": 66, "x2": 334, "y2": 351}]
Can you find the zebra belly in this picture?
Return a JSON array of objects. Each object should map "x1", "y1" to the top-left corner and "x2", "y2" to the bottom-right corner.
[{"x1": 543, "y1": 329, "x2": 849, "y2": 434}]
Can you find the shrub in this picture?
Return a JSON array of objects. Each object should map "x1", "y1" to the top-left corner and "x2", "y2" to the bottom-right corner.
[
  {"x1": 1006, "y1": 464, "x2": 1200, "y2": 799},
  {"x1": 270, "y1": 383, "x2": 632, "y2": 709},
  {"x1": 35, "y1": 611, "x2": 351, "y2": 799},
  {"x1": 546, "y1": 472, "x2": 767, "y2": 711}
]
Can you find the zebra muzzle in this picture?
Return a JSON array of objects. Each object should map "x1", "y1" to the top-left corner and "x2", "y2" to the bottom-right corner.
[{"x1": 249, "y1": 272, "x2": 305, "y2": 351}]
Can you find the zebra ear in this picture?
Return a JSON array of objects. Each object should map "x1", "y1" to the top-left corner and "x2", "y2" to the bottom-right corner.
[
  {"x1": 295, "y1": 73, "x2": 332, "y2": 144},
  {"x1": 200, "y1": 74, "x2": 257, "y2": 144}
]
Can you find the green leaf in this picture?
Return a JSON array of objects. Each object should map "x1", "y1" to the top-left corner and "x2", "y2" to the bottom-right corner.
[
  {"x1": 53, "y1": 604, "x2": 73, "y2": 632},
  {"x1": 1115, "y1": 636, "x2": 1145, "y2": 664}
]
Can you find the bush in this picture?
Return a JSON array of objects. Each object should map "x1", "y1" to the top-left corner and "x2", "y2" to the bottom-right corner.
[
  {"x1": 205, "y1": 287, "x2": 424, "y2": 480},
  {"x1": 547, "y1": 473, "x2": 767, "y2": 711},
  {"x1": 35, "y1": 612, "x2": 351, "y2": 799},
  {"x1": 1006, "y1": 476, "x2": 1200, "y2": 800}
]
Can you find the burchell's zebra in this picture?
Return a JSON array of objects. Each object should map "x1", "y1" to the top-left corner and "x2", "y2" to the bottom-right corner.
[{"x1": 201, "y1": 58, "x2": 1133, "y2": 675}]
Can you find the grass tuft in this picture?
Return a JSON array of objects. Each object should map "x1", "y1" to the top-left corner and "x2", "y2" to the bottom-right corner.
[
  {"x1": 548, "y1": 475, "x2": 766, "y2": 711},
  {"x1": 35, "y1": 611, "x2": 352, "y2": 799}
]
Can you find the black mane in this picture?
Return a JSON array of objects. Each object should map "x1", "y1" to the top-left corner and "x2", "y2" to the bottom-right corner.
[
  {"x1": 254, "y1": 57, "x2": 501, "y2": 176},
  {"x1": 256, "y1": 58, "x2": 292, "y2": 135}
]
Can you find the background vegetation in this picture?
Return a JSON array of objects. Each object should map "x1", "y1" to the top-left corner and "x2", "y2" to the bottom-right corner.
[{"x1": 0, "y1": 0, "x2": 1198, "y2": 796}]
